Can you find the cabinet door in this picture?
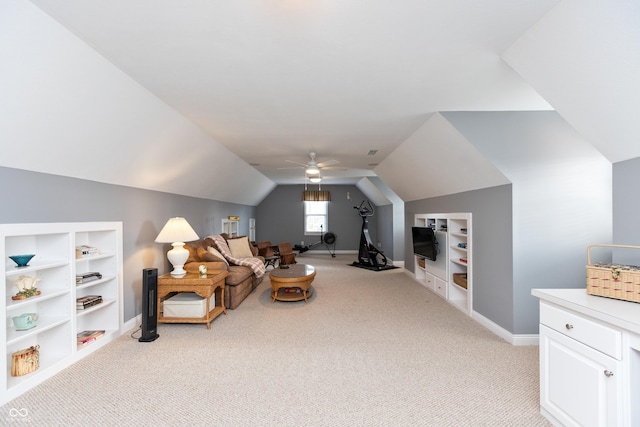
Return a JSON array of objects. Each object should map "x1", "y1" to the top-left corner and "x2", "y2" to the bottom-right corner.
[{"x1": 540, "y1": 325, "x2": 622, "y2": 427}]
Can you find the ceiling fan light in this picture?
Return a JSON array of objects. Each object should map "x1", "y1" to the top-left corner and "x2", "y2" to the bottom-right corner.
[
  {"x1": 306, "y1": 166, "x2": 320, "y2": 174},
  {"x1": 309, "y1": 176, "x2": 322, "y2": 183}
]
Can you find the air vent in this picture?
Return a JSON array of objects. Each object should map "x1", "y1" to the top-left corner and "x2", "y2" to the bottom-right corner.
[{"x1": 367, "y1": 150, "x2": 378, "y2": 156}]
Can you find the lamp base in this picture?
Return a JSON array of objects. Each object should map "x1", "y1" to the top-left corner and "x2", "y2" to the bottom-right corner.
[
  {"x1": 170, "y1": 268, "x2": 187, "y2": 277},
  {"x1": 167, "y1": 242, "x2": 189, "y2": 278}
]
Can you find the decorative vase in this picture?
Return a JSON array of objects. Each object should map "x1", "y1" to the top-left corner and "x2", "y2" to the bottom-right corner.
[
  {"x1": 12, "y1": 313, "x2": 39, "y2": 330},
  {"x1": 12, "y1": 275, "x2": 42, "y2": 300}
]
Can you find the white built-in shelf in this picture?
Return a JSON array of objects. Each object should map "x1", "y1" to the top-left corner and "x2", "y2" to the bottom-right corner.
[
  {"x1": 1, "y1": 222, "x2": 123, "y2": 405},
  {"x1": 413, "y1": 213, "x2": 472, "y2": 316}
]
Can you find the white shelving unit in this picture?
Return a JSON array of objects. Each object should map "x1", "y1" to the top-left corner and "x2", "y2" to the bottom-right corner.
[
  {"x1": 1, "y1": 222, "x2": 123, "y2": 406},
  {"x1": 221, "y1": 219, "x2": 239, "y2": 237},
  {"x1": 413, "y1": 213, "x2": 472, "y2": 315}
]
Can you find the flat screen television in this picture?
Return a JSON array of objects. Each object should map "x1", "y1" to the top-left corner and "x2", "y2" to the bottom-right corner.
[{"x1": 411, "y1": 226, "x2": 438, "y2": 261}]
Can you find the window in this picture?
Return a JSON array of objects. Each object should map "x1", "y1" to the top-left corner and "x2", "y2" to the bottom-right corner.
[{"x1": 304, "y1": 201, "x2": 328, "y2": 235}]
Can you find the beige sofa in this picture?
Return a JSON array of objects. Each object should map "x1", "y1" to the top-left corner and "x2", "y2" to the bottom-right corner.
[{"x1": 184, "y1": 235, "x2": 264, "y2": 309}]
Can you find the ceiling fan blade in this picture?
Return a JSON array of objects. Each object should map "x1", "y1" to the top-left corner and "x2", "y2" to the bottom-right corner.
[
  {"x1": 284, "y1": 159, "x2": 308, "y2": 167},
  {"x1": 320, "y1": 166, "x2": 347, "y2": 171},
  {"x1": 277, "y1": 166, "x2": 305, "y2": 170},
  {"x1": 317, "y1": 159, "x2": 339, "y2": 168}
]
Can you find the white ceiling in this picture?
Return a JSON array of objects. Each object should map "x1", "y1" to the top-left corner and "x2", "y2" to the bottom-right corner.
[{"x1": 28, "y1": 0, "x2": 557, "y2": 185}]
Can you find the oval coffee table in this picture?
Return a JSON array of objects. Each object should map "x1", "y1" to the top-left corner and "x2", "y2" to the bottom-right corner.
[{"x1": 269, "y1": 264, "x2": 315, "y2": 303}]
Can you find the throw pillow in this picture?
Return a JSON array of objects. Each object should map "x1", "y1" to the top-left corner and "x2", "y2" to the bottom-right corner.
[
  {"x1": 206, "y1": 246, "x2": 229, "y2": 265},
  {"x1": 227, "y1": 236, "x2": 254, "y2": 258}
]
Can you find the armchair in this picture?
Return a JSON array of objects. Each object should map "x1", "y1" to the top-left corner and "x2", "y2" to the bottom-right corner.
[
  {"x1": 257, "y1": 241, "x2": 279, "y2": 268},
  {"x1": 278, "y1": 242, "x2": 297, "y2": 266}
]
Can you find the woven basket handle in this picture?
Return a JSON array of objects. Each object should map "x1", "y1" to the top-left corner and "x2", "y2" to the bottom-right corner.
[{"x1": 587, "y1": 244, "x2": 640, "y2": 264}]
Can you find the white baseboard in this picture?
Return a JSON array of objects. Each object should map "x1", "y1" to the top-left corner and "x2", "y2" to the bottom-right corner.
[
  {"x1": 123, "y1": 315, "x2": 141, "y2": 333},
  {"x1": 472, "y1": 311, "x2": 539, "y2": 346},
  {"x1": 404, "y1": 268, "x2": 538, "y2": 346}
]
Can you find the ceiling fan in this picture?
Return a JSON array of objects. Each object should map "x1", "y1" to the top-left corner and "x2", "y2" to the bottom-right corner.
[{"x1": 280, "y1": 152, "x2": 346, "y2": 175}]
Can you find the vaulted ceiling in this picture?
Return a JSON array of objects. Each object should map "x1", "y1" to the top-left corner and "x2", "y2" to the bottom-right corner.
[
  {"x1": 24, "y1": 0, "x2": 554, "y2": 182},
  {"x1": 2, "y1": 1, "x2": 639, "y2": 205}
]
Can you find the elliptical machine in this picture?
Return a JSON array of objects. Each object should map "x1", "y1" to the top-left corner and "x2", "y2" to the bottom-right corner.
[{"x1": 352, "y1": 200, "x2": 388, "y2": 269}]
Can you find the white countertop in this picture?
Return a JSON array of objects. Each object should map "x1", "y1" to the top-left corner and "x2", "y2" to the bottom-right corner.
[{"x1": 532, "y1": 288, "x2": 640, "y2": 336}]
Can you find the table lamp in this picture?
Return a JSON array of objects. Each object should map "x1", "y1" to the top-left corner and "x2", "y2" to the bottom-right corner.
[{"x1": 155, "y1": 217, "x2": 199, "y2": 277}]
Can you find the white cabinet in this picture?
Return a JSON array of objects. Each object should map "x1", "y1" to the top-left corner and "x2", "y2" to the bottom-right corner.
[
  {"x1": 533, "y1": 289, "x2": 640, "y2": 427},
  {"x1": 1, "y1": 222, "x2": 123, "y2": 406},
  {"x1": 221, "y1": 219, "x2": 239, "y2": 237},
  {"x1": 413, "y1": 213, "x2": 472, "y2": 315}
]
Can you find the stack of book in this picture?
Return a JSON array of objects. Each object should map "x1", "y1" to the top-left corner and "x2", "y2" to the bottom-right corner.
[
  {"x1": 76, "y1": 295, "x2": 102, "y2": 310},
  {"x1": 77, "y1": 330, "x2": 105, "y2": 346},
  {"x1": 75, "y1": 245, "x2": 99, "y2": 258},
  {"x1": 76, "y1": 271, "x2": 102, "y2": 285}
]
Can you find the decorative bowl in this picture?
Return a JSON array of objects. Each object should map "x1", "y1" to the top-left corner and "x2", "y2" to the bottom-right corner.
[
  {"x1": 9, "y1": 254, "x2": 35, "y2": 267},
  {"x1": 12, "y1": 313, "x2": 39, "y2": 331}
]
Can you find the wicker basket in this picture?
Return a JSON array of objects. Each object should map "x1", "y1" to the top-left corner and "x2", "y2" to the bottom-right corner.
[
  {"x1": 453, "y1": 273, "x2": 467, "y2": 289},
  {"x1": 586, "y1": 244, "x2": 640, "y2": 303},
  {"x1": 11, "y1": 345, "x2": 40, "y2": 376}
]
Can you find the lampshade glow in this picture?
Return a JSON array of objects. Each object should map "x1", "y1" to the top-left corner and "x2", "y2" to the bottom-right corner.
[
  {"x1": 309, "y1": 176, "x2": 322, "y2": 183},
  {"x1": 155, "y1": 217, "x2": 199, "y2": 277},
  {"x1": 306, "y1": 165, "x2": 320, "y2": 175}
]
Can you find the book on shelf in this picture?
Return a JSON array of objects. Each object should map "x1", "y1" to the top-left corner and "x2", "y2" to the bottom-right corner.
[
  {"x1": 75, "y1": 245, "x2": 99, "y2": 258},
  {"x1": 76, "y1": 271, "x2": 102, "y2": 284},
  {"x1": 77, "y1": 330, "x2": 105, "y2": 345},
  {"x1": 76, "y1": 295, "x2": 103, "y2": 309}
]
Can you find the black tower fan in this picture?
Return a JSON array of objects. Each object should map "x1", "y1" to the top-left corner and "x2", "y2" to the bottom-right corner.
[{"x1": 139, "y1": 268, "x2": 160, "y2": 342}]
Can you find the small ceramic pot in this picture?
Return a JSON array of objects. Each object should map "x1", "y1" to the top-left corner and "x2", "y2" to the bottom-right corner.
[{"x1": 12, "y1": 313, "x2": 39, "y2": 331}]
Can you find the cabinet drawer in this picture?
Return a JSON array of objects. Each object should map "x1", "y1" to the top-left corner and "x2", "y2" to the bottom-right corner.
[{"x1": 540, "y1": 302, "x2": 622, "y2": 359}]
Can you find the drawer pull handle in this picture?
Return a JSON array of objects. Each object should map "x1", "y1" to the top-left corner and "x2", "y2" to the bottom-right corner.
[
  {"x1": 565, "y1": 323, "x2": 574, "y2": 330},
  {"x1": 604, "y1": 370, "x2": 614, "y2": 377}
]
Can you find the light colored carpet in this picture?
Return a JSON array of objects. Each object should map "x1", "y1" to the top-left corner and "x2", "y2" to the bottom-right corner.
[{"x1": 2, "y1": 253, "x2": 550, "y2": 426}]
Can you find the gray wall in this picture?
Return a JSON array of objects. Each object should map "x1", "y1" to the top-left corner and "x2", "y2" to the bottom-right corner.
[
  {"x1": 376, "y1": 204, "x2": 394, "y2": 260},
  {"x1": 0, "y1": 166, "x2": 255, "y2": 323},
  {"x1": 256, "y1": 185, "x2": 383, "y2": 255},
  {"x1": 406, "y1": 185, "x2": 514, "y2": 331},
  {"x1": 613, "y1": 157, "x2": 640, "y2": 264},
  {"x1": 443, "y1": 111, "x2": 612, "y2": 335}
]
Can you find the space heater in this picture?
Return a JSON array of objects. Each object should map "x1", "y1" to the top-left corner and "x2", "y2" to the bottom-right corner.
[{"x1": 139, "y1": 268, "x2": 160, "y2": 342}]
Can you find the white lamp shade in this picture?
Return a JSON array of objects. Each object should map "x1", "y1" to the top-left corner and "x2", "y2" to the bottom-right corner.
[
  {"x1": 155, "y1": 217, "x2": 199, "y2": 243},
  {"x1": 309, "y1": 176, "x2": 322, "y2": 183},
  {"x1": 155, "y1": 217, "x2": 199, "y2": 277},
  {"x1": 306, "y1": 165, "x2": 320, "y2": 175}
]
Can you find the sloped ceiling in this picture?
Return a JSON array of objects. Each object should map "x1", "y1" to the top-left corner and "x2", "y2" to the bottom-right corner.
[
  {"x1": 502, "y1": 0, "x2": 640, "y2": 163},
  {"x1": 16, "y1": 1, "x2": 554, "y2": 193},
  {"x1": 375, "y1": 113, "x2": 510, "y2": 201},
  {"x1": 1, "y1": 1, "x2": 638, "y2": 205}
]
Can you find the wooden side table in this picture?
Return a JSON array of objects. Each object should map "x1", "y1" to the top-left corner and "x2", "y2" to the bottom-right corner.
[{"x1": 157, "y1": 271, "x2": 228, "y2": 329}]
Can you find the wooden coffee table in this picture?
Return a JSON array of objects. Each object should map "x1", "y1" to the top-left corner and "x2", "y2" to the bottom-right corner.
[{"x1": 269, "y1": 264, "x2": 315, "y2": 303}]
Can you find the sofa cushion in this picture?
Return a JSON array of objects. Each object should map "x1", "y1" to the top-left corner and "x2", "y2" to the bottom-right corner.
[
  {"x1": 227, "y1": 236, "x2": 253, "y2": 258},
  {"x1": 225, "y1": 265, "x2": 253, "y2": 285},
  {"x1": 195, "y1": 246, "x2": 223, "y2": 263},
  {"x1": 210, "y1": 234, "x2": 266, "y2": 278},
  {"x1": 204, "y1": 246, "x2": 229, "y2": 265}
]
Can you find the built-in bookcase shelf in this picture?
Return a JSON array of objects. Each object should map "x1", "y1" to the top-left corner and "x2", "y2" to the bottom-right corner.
[
  {"x1": 413, "y1": 213, "x2": 472, "y2": 315},
  {"x1": 1, "y1": 222, "x2": 123, "y2": 406}
]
